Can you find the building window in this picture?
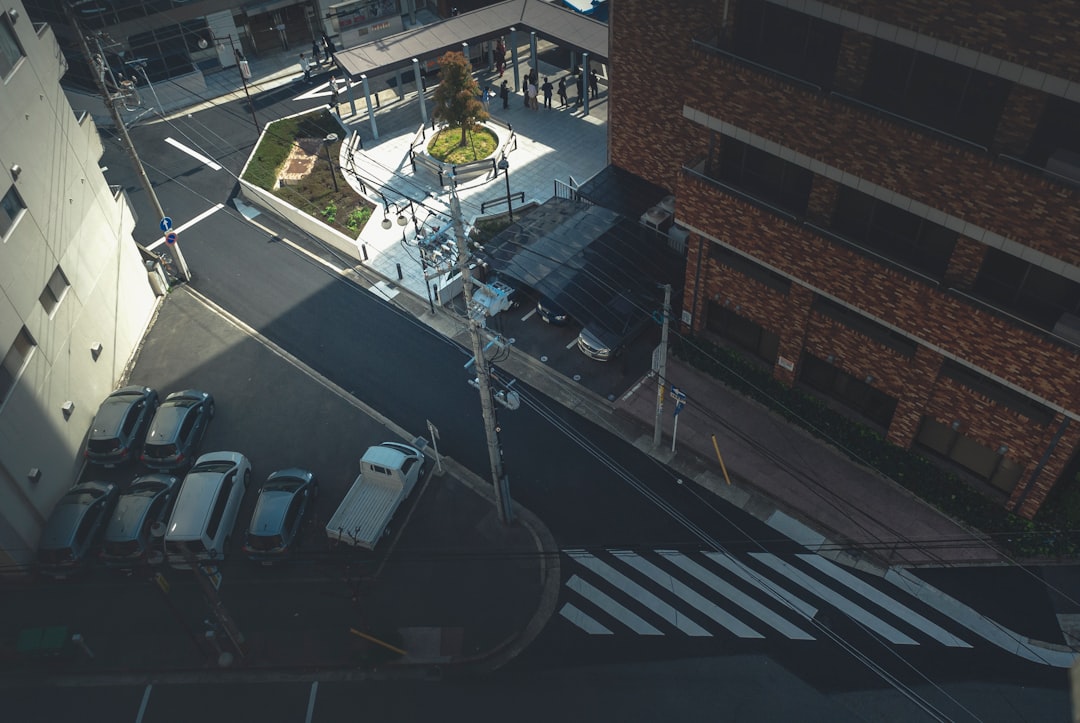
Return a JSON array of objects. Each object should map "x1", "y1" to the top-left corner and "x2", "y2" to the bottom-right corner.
[
  {"x1": 798, "y1": 354, "x2": 898, "y2": 428},
  {"x1": 939, "y1": 360, "x2": 1054, "y2": 426},
  {"x1": 812, "y1": 296, "x2": 916, "y2": 357},
  {"x1": 39, "y1": 266, "x2": 70, "y2": 317},
  {"x1": 711, "y1": 137, "x2": 813, "y2": 217},
  {"x1": 1026, "y1": 96, "x2": 1080, "y2": 171},
  {"x1": 915, "y1": 417, "x2": 1025, "y2": 493},
  {"x1": 707, "y1": 243, "x2": 791, "y2": 294},
  {"x1": 705, "y1": 303, "x2": 780, "y2": 363},
  {"x1": 731, "y1": 0, "x2": 843, "y2": 89},
  {"x1": 0, "y1": 185, "x2": 25, "y2": 240},
  {"x1": 973, "y1": 248, "x2": 1080, "y2": 330},
  {"x1": 829, "y1": 185, "x2": 957, "y2": 279},
  {"x1": 0, "y1": 326, "x2": 36, "y2": 405},
  {"x1": 859, "y1": 39, "x2": 1011, "y2": 148},
  {"x1": 0, "y1": 13, "x2": 24, "y2": 78}
]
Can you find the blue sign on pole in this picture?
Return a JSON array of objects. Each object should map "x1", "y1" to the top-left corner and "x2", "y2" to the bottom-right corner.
[
  {"x1": 165, "y1": 232, "x2": 178, "y2": 245},
  {"x1": 159, "y1": 217, "x2": 173, "y2": 233},
  {"x1": 672, "y1": 386, "x2": 687, "y2": 417}
]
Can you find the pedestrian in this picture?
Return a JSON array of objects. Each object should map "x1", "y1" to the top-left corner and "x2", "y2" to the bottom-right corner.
[
  {"x1": 523, "y1": 81, "x2": 530, "y2": 108},
  {"x1": 298, "y1": 53, "x2": 311, "y2": 83},
  {"x1": 589, "y1": 69, "x2": 599, "y2": 99},
  {"x1": 482, "y1": 84, "x2": 492, "y2": 111},
  {"x1": 541, "y1": 76, "x2": 553, "y2": 108},
  {"x1": 528, "y1": 80, "x2": 538, "y2": 110},
  {"x1": 312, "y1": 39, "x2": 321, "y2": 64},
  {"x1": 330, "y1": 75, "x2": 339, "y2": 111},
  {"x1": 322, "y1": 33, "x2": 334, "y2": 61},
  {"x1": 500, "y1": 80, "x2": 509, "y2": 109},
  {"x1": 575, "y1": 72, "x2": 584, "y2": 106},
  {"x1": 495, "y1": 38, "x2": 506, "y2": 76},
  {"x1": 557, "y1": 76, "x2": 567, "y2": 107}
]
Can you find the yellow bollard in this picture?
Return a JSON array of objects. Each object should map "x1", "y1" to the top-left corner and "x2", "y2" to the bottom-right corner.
[
  {"x1": 349, "y1": 627, "x2": 407, "y2": 656},
  {"x1": 711, "y1": 434, "x2": 732, "y2": 486}
]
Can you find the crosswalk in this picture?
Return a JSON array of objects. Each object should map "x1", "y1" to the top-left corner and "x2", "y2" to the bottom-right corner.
[{"x1": 558, "y1": 548, "x2": 973, "y2": 649}]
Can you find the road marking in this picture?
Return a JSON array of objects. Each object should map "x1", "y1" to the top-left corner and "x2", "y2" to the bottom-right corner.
[
  {"x1": 294, "y1": 80, "x2": 340, "y2": 101},
  {"x1": 797, "y1": 554, "x2": 970, "y2": 648},
  {"x1": 616, "y1": 551, "x2": 763, "y2": 638},
  {"x1": 134, "y1": 684, "x2": 152, "y2": 723},
  {"x1": 751, "y1": 553, "x2": 918, "y2": 645},
  {"x1": 520, "y1": 307, "x2": 537, "y2": 322},
  {"x1": 660, "y1": 550, "x2": 814, "y2": 640},
  {"x1": 147, "y1": 203, "x2": 225, "y2": 250},
  {"x1": 565, "y1": 337, "x2": 578, "y2": 350},
  {"x1": 559, "y1": 601, "x2": 613, "y2": 635},
  {"x1": 305, "y1": 681, "x2": 318, "y2": 723},
  {"x1": 165, "y1": 136, "x2": 222, "y2": 170},
  {"x1": 702, "y1": 551, "x2": 818, "y2": 619},
  {"x1": 567, "y1": 574, "x2": 661, "y2": 635},
  {"x1": 567, "y1": 550, "x2": 710, "y2": 636}
]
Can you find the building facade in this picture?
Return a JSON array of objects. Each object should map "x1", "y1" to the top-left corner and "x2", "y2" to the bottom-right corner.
[
  {"x1": 0, "y1": 0, "x2": 157, "y2": 570},
  {"x1": 609, "y1": 0, "x2": 1080, "y2": 517}
]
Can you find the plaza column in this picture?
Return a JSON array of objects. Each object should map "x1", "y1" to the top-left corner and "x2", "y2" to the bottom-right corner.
[
  {"x1": 582, "y1": 51, "x2": 590, "y2": 115},
  {"x1": 529, "y1": 31, "x2": 537, "y2": 75},
  {"x1": 414, "y1": 58, "x2": 428, "y2": 127},
  {"x1": 510, "y1": 27, "x2": 520, "y2": 91},
  {"x1": 395, "y1": 69, "x2": 404, "y2": 100},
  {"x1": 361, "y1": 74, "x2": 379, "y2": 139},
  {"x1": 346, "y1": 74, "x2": 357, "y2": 115}
]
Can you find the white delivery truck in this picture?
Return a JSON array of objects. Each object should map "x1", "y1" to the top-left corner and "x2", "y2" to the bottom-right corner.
[{"x1": 326, "y1": 442, "x2": 425, "y2": 550}]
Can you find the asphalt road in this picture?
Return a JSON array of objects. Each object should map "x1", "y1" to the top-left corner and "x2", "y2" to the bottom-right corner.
[{"x1": 72, "y1": 82, "x2": 1074, "y2": 720}]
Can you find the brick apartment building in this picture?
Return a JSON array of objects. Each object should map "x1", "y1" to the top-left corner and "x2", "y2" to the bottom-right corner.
[{"x1": 608, "y1": 0, "x2": 1080, "y2": 517}]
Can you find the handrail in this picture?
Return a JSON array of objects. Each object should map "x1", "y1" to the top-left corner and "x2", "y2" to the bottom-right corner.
[
  {"x1": 682, "y1": 162, "x2": 800, "y2": 224},
  {"x1": 998, "y1": 153, "x2": 1080, "y2": 191},
  {"x1": 829, "y1": 91, "x2": 988, "y2": 154},
  {"x1": 690, "y1": 37, "x2": 823, "y2": 94},
  {"x1": 802, "y1": 221, "x2": 942, "y2": 288},
  {"x1": 480, "y1": 192, "x2": 525, "y2": 213}
]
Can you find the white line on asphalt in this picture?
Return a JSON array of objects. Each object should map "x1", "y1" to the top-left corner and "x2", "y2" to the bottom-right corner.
[
  {"x1": 797, "y1": 554, "x2": 970, "y2": 648},
  {"x1": 564, "y1": 337, "x2": 578, "y2": 350},
  {"x1": 134, "y1": 684, "x2": 152, "y2": 723},
  {"x1": 660, "y1": 550, "x2": 815, "y2": 640},
  {"x1": 751, "y1": 553, "x2": 918, "y2": 645},
  {"x1": 559, "y1": 601, "x2": 614, "y2": 635},
  {"x1": 521, "y1": 307, "x2": 537, "y2": 322},
  {"x1": 147, "y1": 203, "x2": 225, "y2": 250},
  {"x1": 567, "y1": 551, "x2": 711, "y2": 636},
  {"x1": 165, "y1": 136, "x2": 222, "y2": 170},
  {"x1": 566, "y1": 574, "x2": 662, "y2": 635},
  {"x1": 616, "y1": 551, "x2": 763, "y2": 638},
  {"x1": 305, "y1": 681, "x2": 318, "y2": 723},
  {"x1": 702, "y1": 551, "x2": 819, "y2": 619}
]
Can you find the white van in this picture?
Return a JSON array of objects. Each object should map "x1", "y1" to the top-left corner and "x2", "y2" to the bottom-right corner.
[{"x1": 165, "y1": 451, "x2": 250, "y2": 568}]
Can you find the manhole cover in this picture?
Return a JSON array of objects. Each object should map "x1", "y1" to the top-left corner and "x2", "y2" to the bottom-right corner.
[
  {"x1": 573, "y1": 374, "x2": 582, "y2": 382},
  {"x1": 540, "y1": 355, "x2": 549, "y2": 363}
]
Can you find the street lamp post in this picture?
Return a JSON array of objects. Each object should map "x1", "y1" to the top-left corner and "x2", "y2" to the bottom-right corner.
[
  {"x1": 324, "y1": 133, "x2": 339, "y2": 192},
  {"x1": 498, "y1": 157, "x2": 512, "y2": 221},
  {"x1": 199, "y1": 35, "x2": 259, "y2": 136}
]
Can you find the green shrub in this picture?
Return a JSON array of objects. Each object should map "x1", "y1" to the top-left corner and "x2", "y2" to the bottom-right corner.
[
  {"x1": 242, "y1": 110, "x2": 342, "y2": 190},
  {"x1": 346, "y1": 206, "x2": 371, "y2": 234},
  {"x1": 322, "y1": 200, "x2": 337, "y2": 224}
]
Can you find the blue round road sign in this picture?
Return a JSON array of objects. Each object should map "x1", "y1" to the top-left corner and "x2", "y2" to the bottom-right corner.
[
  {"x1": 159, "y1": 216, "x2": 173, "y2": 233},
  {"x1": 165, "y1": 232, "x2": 177, "y2": 245}
]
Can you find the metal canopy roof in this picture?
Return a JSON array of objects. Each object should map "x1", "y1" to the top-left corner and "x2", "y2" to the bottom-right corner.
[
  {"x1": 480, "y1": 198, "x2": 684, "y2": 341},
  {"x1": 334, "y1": 0, "x2": 609, "y2": 80},
  {"x1": 575, "y1": 165, "x2": 672, "y2": 220}
]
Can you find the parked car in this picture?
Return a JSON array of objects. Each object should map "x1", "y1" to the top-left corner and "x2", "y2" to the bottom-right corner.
[
  {"x1": 84, "y1": 385, "x2": 159, "y2": 467},
  {"x1": 164, "y1": 451, "x2": 250, "y2": 568},
  {"x1": 38, "y1": 481, "x2": 118, "y2": 577},
  {"x1": 576, "y1": 292, "x2": 654, "y2": 361},
  {"x1": 536, "y1": 296, "x2": 570, "y2": 326},
  {"x1": 243, "y1": 468, "x2": 318, "y2": 564},
  {"x1": 141, "y1": 389, "x2": 214, "y2": 471},
  {"x1": 101, "y1": 474, "x2": 179, "y2": 569}
]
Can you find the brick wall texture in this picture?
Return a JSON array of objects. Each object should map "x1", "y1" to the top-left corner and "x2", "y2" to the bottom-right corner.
[{"x1": 610, "y1": 0, "x2": 1080, "y2": 515}]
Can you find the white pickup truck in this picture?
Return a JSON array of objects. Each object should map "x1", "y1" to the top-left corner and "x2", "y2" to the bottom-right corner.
[{"x1": 326, "y1": 442, "x2": 425, "y2": 550}]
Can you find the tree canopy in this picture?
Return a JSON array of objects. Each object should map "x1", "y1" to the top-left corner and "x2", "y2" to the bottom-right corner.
[{"x1": 431, "y1": 51, "x2": 489, "y2": 146}]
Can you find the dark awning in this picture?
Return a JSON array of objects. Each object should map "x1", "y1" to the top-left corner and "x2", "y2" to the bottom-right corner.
[
  {"x1": 480, "y1": 197, "x2": 684, "y2": 340},
  {"x1": 575, "y1": 165, "x2": 672, "y2": 219},
  {"x1": 334, "y1": 0, "x2": 608, "y2": 80}
]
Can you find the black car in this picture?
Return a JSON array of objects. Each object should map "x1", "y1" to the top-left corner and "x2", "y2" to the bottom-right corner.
[
  {"x1": 101, "y1": 474, "x2": 179, "y2": 569},
  {"x1": 243, "y1": 468, "x2": 318, "y2": 564},
  {"x1": 141, "y1": 389, "x2": 214, "y2": 472},
  {"x1": 84, "y1": 385, "x2": 159, "y2": 467},
  {"x1": 38, "y1": 481, "x2": 119, "y2": 578},
  {"x1": 536, "y1": 296, "x2": 570, "y2": 326}
]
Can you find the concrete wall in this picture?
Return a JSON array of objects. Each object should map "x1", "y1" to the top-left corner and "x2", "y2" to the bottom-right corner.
[
  {"x1": 0, "y1": 10, "x2": 157, "y2": 570},
  {"x1": 609, "y1": 0, "x2": 1080, "y2": 516}
]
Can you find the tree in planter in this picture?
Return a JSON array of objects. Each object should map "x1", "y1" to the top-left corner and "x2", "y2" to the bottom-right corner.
[{"x1": 431, "y1": 51, "x2": 489, "y2": 147}]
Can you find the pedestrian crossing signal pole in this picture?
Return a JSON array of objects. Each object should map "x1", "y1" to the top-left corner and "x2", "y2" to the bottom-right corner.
[
  {"x1": 652, "y1": 284, "x2": 672, "y2": 449},
  {"x1": 449, "y1": 176, "x2": 513, "y2": 525}
]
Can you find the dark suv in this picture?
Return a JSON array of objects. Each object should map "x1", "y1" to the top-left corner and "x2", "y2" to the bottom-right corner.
[
  {"x1": 141, "y1": 390, "x2": 214, "y2": 472},
  {"x1": 84, "y1": 386, "x2": 159, "y2": 467}
]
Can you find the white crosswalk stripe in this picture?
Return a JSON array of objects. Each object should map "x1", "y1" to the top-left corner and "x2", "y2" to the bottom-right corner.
[
  {"x1": 558, "y1": 601, "x2": 613, "y2": 635},
  {"x1": 660, "y1": 550, "x2": 815, "y2": 640},
  {"x1": 702, "y1": 551, "x2": 818, "y2": 619},
  {"x1": 566, "y1": 575, "x2": 662, "y2": 635},
  {"x1": 750, "y1": 553, "x2": 918, "y2": 645},
  {"x1": 797, "y1": 554, "x2": 970, "y2": 648},
  {"x1": 566, "y1": 550, "x2": 711, "y2": 636},
  {"x1": 615, "y1": 551, "x2": 764, "y2": 638}
]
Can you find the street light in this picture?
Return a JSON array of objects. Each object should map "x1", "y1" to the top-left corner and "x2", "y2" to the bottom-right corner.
[
  {"x1": 198, "y1": 35, "x2": 259, "y2": 136},
  {"x1": 324, "y1": 133, "x2": 339, "y2": 192},
  {"x1": 498, "y1": 157, "x2": 512, "y2": 222}
]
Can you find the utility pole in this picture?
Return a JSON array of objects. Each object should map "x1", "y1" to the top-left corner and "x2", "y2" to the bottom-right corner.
[
  {"x1": 653, "y1": 284, "x2": 672, "y2": 449},
  {"x1": 448, "y1": 180, "x2": 513, "y2": 525},
  {"x1": 67, "y1": 8, "x2": 191, "y2": 282}
]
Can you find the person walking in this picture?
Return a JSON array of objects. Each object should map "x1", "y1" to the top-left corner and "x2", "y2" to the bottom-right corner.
[
  {"x1": 322, "y1": 33, "x2": 334, "y2": 61},
  {"x1": 557, "y1": 76, "x2": 567, "y2": 107},
  {"x1": 575, "y1": 71, "x2": 584, "y2": 107},
  {"x1": 541, "y1": 77, "x2": 553, "y2": 108},
  {"x1": 589, "y1": 69, "x2": 600, "y2": 99},
  {"x1": 527, "y1": 80, "x2": 538, "y2": 110},
  {"x1": 312, "y1": 39, "x2": 322, "y2": 64},
  {"x1": 500, "y1": 80, "x2": 510, "y2": 109},
  {"x1": 329, "y1": 75, "x2": 340, "y2": 112},
  {"x1": 298, "y1": 53, "x2": 311, "y2": 83}
]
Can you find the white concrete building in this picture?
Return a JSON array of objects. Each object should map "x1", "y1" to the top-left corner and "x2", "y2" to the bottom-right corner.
[{"x1": 0, "y1": 0, "x2": 157, "y2": 571}]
